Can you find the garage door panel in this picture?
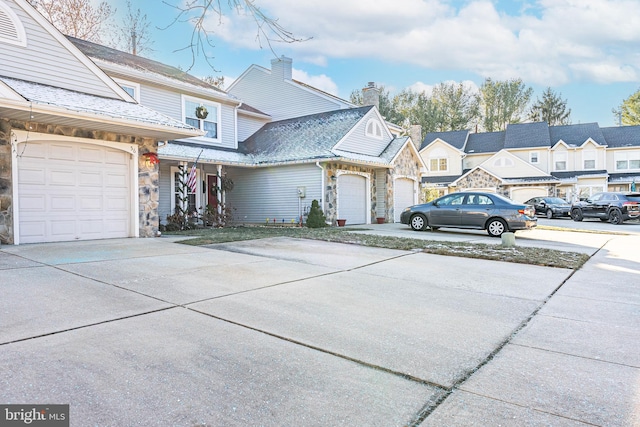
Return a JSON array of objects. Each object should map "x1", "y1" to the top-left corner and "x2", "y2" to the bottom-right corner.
[
  {"x1": 20, "y1": 142, "x2": 46, "y2": 159},
  {"x1": 106, "y1": 150, "x2": 129, "y2": 164},
  {"x1": 78, "y1": 146, "x2": 103, "y2": 163},
  {"x1": 49, "y1": 144, "x2": 75, "y2": 161},
  {"x1": 19, "y1": 195, "x2": 46, "y2": 211},
  {"x1": 50, "y1": 195, "x2": 76, "y2": 211},
  {"x1": 18, "y1": 141, "x2": 132, "y2": 243},
  {"x1": 50, "y1": 169, "x2": 75, "y2": 185},
  {"x1": 79, "y1": 171, "x2": 103, "y2": 187},
  {"x1": 18, "y1": 168, "x2": 45, "y2": 184}
]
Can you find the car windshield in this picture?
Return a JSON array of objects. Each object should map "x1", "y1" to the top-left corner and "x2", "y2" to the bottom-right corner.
[{"x1": 546, "y1": 198, "x2": 568, "y2": 204}]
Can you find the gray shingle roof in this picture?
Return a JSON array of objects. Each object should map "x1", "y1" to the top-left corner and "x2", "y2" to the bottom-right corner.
[
  {"x1": 240, "y1": 106, "x2": 375, "y2": 164},
  {"x1": 550, "y1": 122, "x2": 605, "y2": 147},
  {"x1": 1, "y1": 76, "x2": 195, "y2": 130},
  {"x1": 422, "y1": 130, "x2": 469, "y2": 150},
  {"x1": 601, "y1": 126, "x2": 640, "y2": 148},
  {"x1": 465, "y1": 131, "x2": 505, "y2": 154},
  {"x1": 68, "y1": 36, "x2": 224, "y2": 93},
  {"x1": 551, "y1": 170, "x2": 608, "y2": 179},
  {"x1": 504, "y1": 122, "x2": 550, "y2": 148}
]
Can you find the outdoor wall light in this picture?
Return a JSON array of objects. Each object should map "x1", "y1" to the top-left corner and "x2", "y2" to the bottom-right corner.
[{"x1": 142, "y1": 152, "x2": 160, "y2": 167}]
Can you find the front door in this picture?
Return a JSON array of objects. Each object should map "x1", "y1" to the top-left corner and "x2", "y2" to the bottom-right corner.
[{"x1": 207, "y1": 175, "x2": 218, "y2": 209}]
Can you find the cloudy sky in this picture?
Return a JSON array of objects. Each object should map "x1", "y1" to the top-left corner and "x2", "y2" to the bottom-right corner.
[{"x1": 105, "y1": 0, "x2": 640, "y2": 127}]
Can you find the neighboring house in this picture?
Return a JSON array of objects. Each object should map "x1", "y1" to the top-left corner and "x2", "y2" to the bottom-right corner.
[
  {"x1": 0, "y1": 0, "x2": 202, "y2": 245},
  {"x1": 420, "y1": 122, "x2": 640, "y2": 202}
]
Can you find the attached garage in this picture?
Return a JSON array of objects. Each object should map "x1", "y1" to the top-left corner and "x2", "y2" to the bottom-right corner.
[
  {"x1": 393, "y1": 178, "x2": 416, "y2": 222},
  {"x1": 510, "y1": 187, "x2": 546, "y2": 203},
  {"x1": 16, "y1": 138, "x2": 135, "y2": 244},
  {"x1": 337, "y1": 173, "x2": 368, "y2": 224}
]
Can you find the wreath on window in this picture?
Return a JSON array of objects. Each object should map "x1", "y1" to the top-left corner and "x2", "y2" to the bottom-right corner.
[{"x1": 195, "y1": 105, "x2": 208, "y2": 119}]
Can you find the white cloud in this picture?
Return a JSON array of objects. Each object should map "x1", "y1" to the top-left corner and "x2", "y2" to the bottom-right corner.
[
  {"x1": 292, "y1": 69, "x2": 339, "y2": 95},
  {"x1": 205, "y1": 0, "x2": 640, "y2": 86}
]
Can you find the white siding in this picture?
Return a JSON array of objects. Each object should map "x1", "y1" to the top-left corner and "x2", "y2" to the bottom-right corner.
[
  {"x1": 0, "y1": 0, "x2": 119, "y2": 98},
  {"x1": 158, "y1": 161, "x2": 173, "y2": 224},
  {"x1": 336, "y1": 113, "x2": 390, "y2": 156},
  {"x1": 228, "y1": 67, "x2": 344, "y2": 121},
  {"x1": 225, "y1": 164, "x2": 322, "y2": 223}
]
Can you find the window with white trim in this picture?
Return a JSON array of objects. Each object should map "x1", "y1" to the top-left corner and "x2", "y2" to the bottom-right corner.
[
  {"x1": 554, "y1": 151, "x2": 567, "y2": 171},
  {"x1": 582, "y1": 150, "x2": 596, "y2": 170},
  {"x1": 183, "y1": 96, "x2": 220, "y2": 141},
  {"x1": 530, "y1": 151, "x2": 539, "y2": 164},
  {"x1": 365, "y1": 119, "x2": 383, "y2": 139},
  {"x1": 429, "y1": 157, "x2": 448, "y2": 172},
  {"x1": 114, "y1": 78, "x2": 140, "y2": 102},
  {"x1": 614, "y1": 151, "x2": 640, "y2": 171},
  {"x1": 0, "y1": 1, "x2": 27, "y2": 46}
]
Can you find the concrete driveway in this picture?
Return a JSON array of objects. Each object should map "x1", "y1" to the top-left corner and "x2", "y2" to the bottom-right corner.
[{"x1": 1, "y1": 231, "x2": 639, "y2": 426}]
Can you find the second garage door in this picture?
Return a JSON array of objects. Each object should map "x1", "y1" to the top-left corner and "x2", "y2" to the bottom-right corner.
[
  {"x1": 337, "y1": 174, "x2": 367, "y2": 224},
  {"x1": 17, "y1": 140, "x2": 132, "y2": 244}
]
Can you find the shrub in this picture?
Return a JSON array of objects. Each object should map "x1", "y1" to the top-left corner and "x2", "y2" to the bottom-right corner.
[{"x1": 306, "y1": 199, "x2": 327, "y2": 228}]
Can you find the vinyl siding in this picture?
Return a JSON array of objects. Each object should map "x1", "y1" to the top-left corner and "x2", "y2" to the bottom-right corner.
[
  {"x1": 1, "y1": 0, "x2": 119, "y2": 98},
  {"x1": 375, "y1": 169, "x2": 386, "y2": 217},
  {"x1": 158, "y1": 161, "x2": 173, "y2": 224},
  {"x1": 225, "y1": 164, "x2": 322, "y2": 223},
  {"x1": 141, "y1": 83, "x2": 237, "y2": 148},
  {"x1": 238, "y1": 115, "x2": 268, "y2": 142},
  {"x1": 228, "y1": 67, "x2": 344, "y2": 121},
  {"x1": 336, "y1": 112, "x2": 390, "y2": 156}
]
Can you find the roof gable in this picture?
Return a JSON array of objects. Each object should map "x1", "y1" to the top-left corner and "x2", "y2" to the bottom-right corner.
[
  {"x1": 334, "y1": 107, "x2": 393, "y2": 156},
  {"x1": 549, "y1": 122, "x2": 605, "y2": 147},
  {"x1": 422, "y1": 129, "x2": 469, "y2": 151},
  {"x1": 1, "y1": 0, "x2": 130, "y2": 100},
  {"x1": 479, "y1": 149, "x2": 549, "y2": 178}
]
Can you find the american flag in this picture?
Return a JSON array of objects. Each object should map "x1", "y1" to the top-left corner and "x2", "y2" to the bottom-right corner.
[
  {"x1": 186, "y1": 150, "x2": 202, "y2": 193},
  {"x1": 186, "y1": 162, "x2": 197, "y2": 193}
]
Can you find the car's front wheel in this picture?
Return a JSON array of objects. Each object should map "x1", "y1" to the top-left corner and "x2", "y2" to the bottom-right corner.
[
  {"x1": 410, "y1": 214, "x2": 428, "y2": 231},
  {"x1": 546, "y1": 209, "x2": 554, "y2": 219},
  {"x1": 571, "y1": 208, "x2": 583, "y2": 222},
  {"x1": 486, "y1": 218, "x2": 507, "y2": 237},
  {"x1": 609, "y1": 208, "x2": 623, "y2": 225}
]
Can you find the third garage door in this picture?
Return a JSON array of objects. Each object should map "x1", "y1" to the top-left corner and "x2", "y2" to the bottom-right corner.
[{"x1": 394, "y1": 178, "x2": 415, "y2": 222}]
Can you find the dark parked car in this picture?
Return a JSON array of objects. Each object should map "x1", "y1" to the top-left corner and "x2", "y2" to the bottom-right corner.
[
  {"x1": 570, "y1": 192, "x2": 640, "y2": 224},
  {"x1": 400, "y1": 192, "x2": 537, "y2": 237},
  {"x1": 524, "y1": 196, "x2": 571, "y2": 219}
]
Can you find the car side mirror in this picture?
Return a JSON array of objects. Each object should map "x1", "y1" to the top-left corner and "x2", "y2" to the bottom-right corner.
[{"x1": 539, "y1": 201, "x2": 546, "y2": 206}]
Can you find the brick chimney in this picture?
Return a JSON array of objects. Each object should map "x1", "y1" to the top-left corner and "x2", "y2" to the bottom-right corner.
[
  {"x1": 409, "y1": 124, "x2": 423, "y2": 150},
  {"x1": 271, "y1": 56, "x2": 293, "y2": 81},
  {"x1": 362, "y1": 82, "x2": 380, "y2": 109}
]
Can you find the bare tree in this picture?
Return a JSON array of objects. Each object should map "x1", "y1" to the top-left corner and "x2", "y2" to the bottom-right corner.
[
  {"x1": 160, "y1": 0, "x2": 309, "y2": 71},
  {"x1": 202, "y1": 75, "x2": 226, "y2": 89},
  {"x1": 29, "y1": 0, "x2": 114, "y2": 43},
  {"x1": 111, "y1": 0, "x2": 153, "y2": 56}
]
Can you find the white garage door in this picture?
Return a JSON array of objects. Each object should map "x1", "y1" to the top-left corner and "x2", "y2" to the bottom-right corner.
[
  {"x1": 17, "y1": 141, "x2": 132, "y2": 244},
  {"x1": 337, "y1": 174, "x2": 367, "y2": 224},
  {"x1": 510, "y1": 188, "x2": 546, "y2": 203},
  {"x1": 394, "y1": 178, "x2": 415, "y2": 222}
]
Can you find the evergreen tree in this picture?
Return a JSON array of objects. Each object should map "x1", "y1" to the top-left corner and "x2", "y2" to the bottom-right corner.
[
  {"x1": 528, "y1": 87, "x2": 571, "y2": 125},
  {"x1": 306, "y1": 200, "x2": 327, "y2": 228}
]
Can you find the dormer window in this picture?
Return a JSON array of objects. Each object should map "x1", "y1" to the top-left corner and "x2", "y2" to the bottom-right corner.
[
  {"x1": 183, "y1": 96, "x2": 220, "y2": 141},
  {"x1": 365, "y1": 119, "x2": 383, "y2": 139},
  {"x1": 0, "y1": 1, "x2": 27, "y2": 46}
]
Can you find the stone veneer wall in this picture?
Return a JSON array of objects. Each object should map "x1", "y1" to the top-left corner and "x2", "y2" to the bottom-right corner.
[
  {"x1": 0, "y1": 119, "x2": 159, "y2": 244},
  {"x1": 386, "y1": 146, "x2": 421, "y2": 221},
  {"x1": 454, "y1": 169, "x2": 508, "y2": 197},
  {"x1": 324, "y1": 162, "x2": 375, "y2": 225}
]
